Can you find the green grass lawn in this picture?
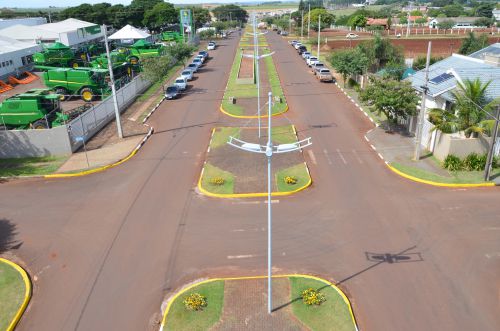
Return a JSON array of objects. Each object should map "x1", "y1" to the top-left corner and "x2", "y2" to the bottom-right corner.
[
  {"x1": 200, "y1": 163, "x2": 235, "y2": 194},
  {"x1": 210, "y1": 127, "x2": 241, "y2": 149},
  {"x1": 271, "y1": 125, "x2": 297, "y2": 145},
  {"x1": 0, "y1": 261, "x2": 26, "y2": 331},
  {"x1": 165, "y1": 280, "x2": 224, "y2": 331},
  {"x1": 290, "y1": 277, "x2": 356, "y2": 331},
  {"x1": 390, "y1": 162, "x2": 500, "y2": 184},
  {"x1": 222, "y1": 47, "x2": 287, "y2": 117},
  {"x1": 276, "y1": 163, "x2": 311, "y2": 192},
  {"x1": 329, "y1": 5, "x2": 389, "y2": 17},
  {"x1": 0, "y1": 156, "x2": 68, "y2": 177}
]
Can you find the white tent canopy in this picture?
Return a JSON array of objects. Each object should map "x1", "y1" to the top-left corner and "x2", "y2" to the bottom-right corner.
[{"x1": 109, "y1": 24, "x2": 151, "y2": 40}]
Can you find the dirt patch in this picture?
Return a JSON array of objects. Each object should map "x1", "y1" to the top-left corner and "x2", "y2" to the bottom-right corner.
[
  {"x1": 238, "y1": 50, "x2": 254, "y2": 80},
  {"x1": 211, "y1": 278, "x2": 308, "y2": 331},
  {"x1": 326, "y1": 35, "x2": 497, "y2": 57},
  {"x1": 207, "y1": 128, "x2": 304, "y2": 193}
]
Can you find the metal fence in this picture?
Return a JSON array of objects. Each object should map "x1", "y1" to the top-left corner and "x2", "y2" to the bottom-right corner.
[{"x1": 67, "y1": 75, "x2": 150, "y2": 151}]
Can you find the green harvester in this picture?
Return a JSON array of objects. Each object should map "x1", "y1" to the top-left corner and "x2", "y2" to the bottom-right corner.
[
  {"x1": 33, "y1": 42, "x2": 81, "y2": 69},
  {"x1": 0, "y1": 89, "x2": 68, "y2": 130}
]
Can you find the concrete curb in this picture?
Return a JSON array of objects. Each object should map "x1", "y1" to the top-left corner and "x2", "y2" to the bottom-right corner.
[
  {"x1": 0, "y1": 258, "x2": 32, "y2": 331},
  {"x1": 159, "y1": 274, "x2": 358, "y2": 331},
  {"x1": 219, "y1": 103, "x2": 289, "y2": 119},
  {"x1": 197, "y1": 126, "x2": 312, "y2": 198}
]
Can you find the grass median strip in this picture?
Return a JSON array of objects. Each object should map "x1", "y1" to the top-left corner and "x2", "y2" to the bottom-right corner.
[
  {"x1": 390, "y1": 162, "x2": 499, "y2": 184},
  {"x1": 164, "y1": 280, "x2": 224, "y2": 331},
  {"x1": 290, "y1": 277, "x2": 357, "y2": 331},
  {"x1": 201, "y1": 163, "x2": 235, "y2": 194},
  {"x1": 276, "y1": 163, "x2": 311, "y2": 192},
  {"x1": 0, "y1": 261, "x2": 28, "y2": 331}
]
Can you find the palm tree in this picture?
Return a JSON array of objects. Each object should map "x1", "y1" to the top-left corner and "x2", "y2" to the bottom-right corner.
[
  {"x1": 451, "y1": 78, "x2": 492, "y2": 138},
  {"x1": 428, "y1": 78, "x2": 495, "y2": 138}
]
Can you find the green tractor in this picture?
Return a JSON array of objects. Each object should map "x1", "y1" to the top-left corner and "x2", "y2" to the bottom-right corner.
[
  {"x1": 90, "y1": 48, "x2": 140, "y2": 72},
  {"x1": 33, "y1": 42, "x2": 81, "y2": 69},
  {"x1": 42, "y1": 67, "x2": 111, "y2": 102},
  {"x1": 160, "y1": 31, "x2": 184, "y2": 43},
  {"x1": 127, "y1": 39, "x2": 165, "y2": 61},
  {"x1": 0, "y1": 89, "x2": 68, "y2": 130}
]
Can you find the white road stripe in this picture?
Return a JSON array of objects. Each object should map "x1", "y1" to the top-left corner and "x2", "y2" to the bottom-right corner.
[
  {"x1": 377, "y1": 153, "x2": 384, "y2": 160},
  {"x1": 227, "y1": 254, "x2": 255, "y2": 259},
  {"x1": 336, "y1": 149, "x2": 347, "y2": 164},
  {"x1": 323, "y1": 149, "x2": 333, "y2": 165},
  {"x1": 231, "y1": 200, "x2": 280, "y2": 205},
  {"x1": 352, "y1": 149, "x2": 363, "y2": 164},
  {"x1": 307, "y1": 150, "x2": 317, "y2": 165}
]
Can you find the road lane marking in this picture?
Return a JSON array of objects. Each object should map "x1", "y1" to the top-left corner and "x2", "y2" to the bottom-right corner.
[
  {"x1": 336, "y1": 149, "x2": 347, "y2": 164},
  {"x1": 323, "y1": 149, "x2": 333, "y2": 165},
  {"x1": 352, "y1": 149, "x2": 363, "y2": 164},
  {"x1": 307, "y1": 150, "x2": 317, "y2": 165},
  {"x1": 231, "y1": 200, "x2": 280, "y2": 205},
  {"x1": 227, "y1": 254, "x2": 255, "y2": 259},
  {"x1": 377, "y1": 153, "x2": 384, "y2": 160},
  {"x1": 485, "y1": 252, "x2": 500, "y2": 259},
  {"x1": 482, "y1": 227, "x2": 500, "y2": 231}
]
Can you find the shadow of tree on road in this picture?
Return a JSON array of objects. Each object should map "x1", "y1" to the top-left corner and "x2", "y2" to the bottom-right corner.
[{"x1": 0, "y1": 218, "x2": 22, "y2": 253}]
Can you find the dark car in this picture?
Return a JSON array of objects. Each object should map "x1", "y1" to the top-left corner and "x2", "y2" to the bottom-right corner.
[
  {"x1": 198, "y1": 50, "x2": 209, "y2": 59},
  {"x1": 298, "y1": 45, "x2": 307, "y2": 54},
  {"x1": 165, "y1": 85, "x2": 179, "y2": 100}
]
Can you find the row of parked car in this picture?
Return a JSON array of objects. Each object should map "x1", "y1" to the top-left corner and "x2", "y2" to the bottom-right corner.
[
  {"x1": 165, "y1": 42, "x2": 217, "y2": 99},
  {"x1": 289, "y1": 40, "x2": 334, "y2": 83}
]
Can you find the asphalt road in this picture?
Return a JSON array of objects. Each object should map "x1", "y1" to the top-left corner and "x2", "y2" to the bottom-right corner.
[{"x1": 0, "y1": 32, "x2": 499, "y2": 331}]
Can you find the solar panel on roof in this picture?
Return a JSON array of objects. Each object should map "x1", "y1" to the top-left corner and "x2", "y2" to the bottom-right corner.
[{"x1": 430, "y1": 72, "x2": 454, "y2": 84}]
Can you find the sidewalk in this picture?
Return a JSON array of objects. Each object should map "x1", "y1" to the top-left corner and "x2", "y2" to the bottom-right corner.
[
  {"x1": 366, "y1": 126, "x2": 500, "y2": 185},
  {"x1": 56, "y1": 136, "x2": 143, "y2": 173}
]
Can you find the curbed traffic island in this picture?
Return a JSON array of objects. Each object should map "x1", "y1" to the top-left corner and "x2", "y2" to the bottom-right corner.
[
  {"x1": 198, "y1": 125, "x2": 311, "y2": 198},
  {"x1": 160, "y1": 275, "x2": 358, "y2": 331},
  {"x1": 0, "y1": 258, "x2": 31, "y2": 331}
]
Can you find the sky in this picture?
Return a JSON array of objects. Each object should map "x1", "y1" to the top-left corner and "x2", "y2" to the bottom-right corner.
[{"x1": 3, "y1": 0, "x2": 295, "y2": 9}]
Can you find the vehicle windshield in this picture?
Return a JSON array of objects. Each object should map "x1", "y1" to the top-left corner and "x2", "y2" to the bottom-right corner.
[
  {"x1": 166, "y1": 87, "x2": 177, "y2": 92},
  {"x1": 182, "y1": 71, "x2": 191, "y2": 75},
  {"x1": 188, "y1": 64, "x2": 196, "y2": 68},
  {"x1": 315, "y1": 63, "x2": 324, "y2": 67},
  {"x1": 321, "y1": 69, "x2": 330, "y2": 73},
  {"x1": 176, "y1": 79, "x2": 184, "y2": 83}
]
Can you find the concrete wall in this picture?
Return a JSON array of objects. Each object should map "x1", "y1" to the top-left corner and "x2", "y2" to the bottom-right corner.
[
  {"x1": 433, "y1": 132, "x2": 489, "y2": 161},
  {"x1": 0, "y1": 125, "x2": 72, "y2": 158}
]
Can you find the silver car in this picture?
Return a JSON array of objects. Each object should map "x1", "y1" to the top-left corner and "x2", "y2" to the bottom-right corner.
[{"x1": 180, "y1": 69, "x2": 193, "y2": 81}]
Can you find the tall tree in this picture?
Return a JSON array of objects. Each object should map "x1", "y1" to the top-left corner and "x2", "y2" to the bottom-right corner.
[
  {"x1": 360, "y1": 78, "x2": 419, "y2": 128},
  {"x1": 328, "y1": 48, "x2": 369, "y2": 86},
  {"x1": 191, "y1": 7, "x2": 211, "y2": 29},
  {"x1": 304, "y1": 8, "x2": 335, "y2": 31},
  {"x1": 458, "y1": 32, "x2": 489, "y2": 55},
  {"x1": 212, "y1": 5, "x2": 248, "y2": 23},
  {"x1": 142, "y1": 2, "x2": 178, "y2": 31},
  {"x1": 128, "y1": 0, "x2": 163, "y2": 27}
]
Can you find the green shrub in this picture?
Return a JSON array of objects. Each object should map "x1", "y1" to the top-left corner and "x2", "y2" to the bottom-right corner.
[
  {"x1": 443, "y1": 154, "x2": 463, "y2": 171},
  {"x1": 463, "y1": 153, "x2": 485, "y2": 171},
  {"x1": 301, "y1": 288, "x2": 326, "y2": 306},
  {"x1": 183, "y1": 293, "x2": 207, "y2": 311},
  {"x1": 493, "y1": 156, "x2": 500, "y2": 169},
  {"x1": 284, "y1": 176, "x2": 298, "y2": 185},
  {"x1": 210, "y1": 177, "x2": 225, "y2": 186}
]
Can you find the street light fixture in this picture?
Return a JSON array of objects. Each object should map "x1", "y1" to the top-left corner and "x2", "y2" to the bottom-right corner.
[
  {"x1": 244, "y1": 14, "x2": 274, "y2": 138},
  {"x1": 228, "y1": 92, "x2": 312, "y2": 314}
]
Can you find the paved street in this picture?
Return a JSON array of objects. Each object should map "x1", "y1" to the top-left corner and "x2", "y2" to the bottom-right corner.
[{"x1": 0, "y1": 32, "x2": 499, "y2": 331}]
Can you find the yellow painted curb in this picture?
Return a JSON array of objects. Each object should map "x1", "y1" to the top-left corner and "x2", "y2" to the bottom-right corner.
[
  {"x1": 0, "y1": 258, "x2": 32, "y2": 331},
  {"x1": 160, "y1": 274, "x2": 358, "y2": 331},
  {"x1": 386, "y1": 162, "x2": 496, "y2": 188},
  {"x1": 219, "y1": 104, "x2": 289, "y2": 119}
]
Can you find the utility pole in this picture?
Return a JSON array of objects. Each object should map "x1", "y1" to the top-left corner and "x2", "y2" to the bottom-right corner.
[
  {"x1": 102, "y1": 24, "x2": 123, "y2": 139},
  {"x1": 301, "y1": 10, "x2": 304, "y2": 40},
  {"x1": 414, "y1": 41, "x2": 431, "y2": 160},
  {"x1": 484, "y1": 105, "x2": 500, "y2": 181},
  {"x1": 317, "y1": 15, "x2": 321, "y2": 59},
  {"x1": 406, "y1": 12, "x2": 410, "y2": 38},
  {"x1": 289, "y1": 15, "x2": 292, "y2": 34},
  {"x1": 307, "y1": 3, "x2": 311, "y2": 40}
]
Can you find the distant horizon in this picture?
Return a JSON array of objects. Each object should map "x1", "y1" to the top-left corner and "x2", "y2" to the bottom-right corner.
[{"x1": 2, "y1": 0, "x2": 299, "y2": 9}]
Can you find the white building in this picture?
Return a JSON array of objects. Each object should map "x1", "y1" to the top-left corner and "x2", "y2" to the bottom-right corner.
[
  {"x1": 493, "y1": 9, "x2": 500, "y2": 22},
  {"x1": 0, "y1": 18, "x2": 104, "y2": 48},
  {"x1": 0, "y1": 35, "x2": 42, "y2": 79},
  {"x1": 0, "y1": 17, "x2": 46, "y2": 29}
]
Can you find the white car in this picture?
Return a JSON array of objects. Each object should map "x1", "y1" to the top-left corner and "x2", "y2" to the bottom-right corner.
[
  {"x1": 180, "y1": 69, "x2": 193, "y2": 81},
  {"x1": 294, "y1": 42, "x2": 303, "y2": 49},
  {"x1": 187, "y1": 63, "x2": 199, "y2": 73},
  {"x1": 195, "y1": 54, "x2": 205, "y2": 63},
  {"x1": 192, "y1": 58, "x2": 203, "y2": 67},
  {"x1": 174, "y1": 77, "x2": 187, "y2": 90},
  {"x1": 346, "y1": 33, "x2": 359, "y2": 39},
  {"x1": 302, "y1": 51, "x2": 311, "y2": 59},
  {"x1": 307, "y1": 56, "x2": 319, "y2": 66},
  {"x1": 207, "y1": 42, "x2": 216, "y2": 50}
]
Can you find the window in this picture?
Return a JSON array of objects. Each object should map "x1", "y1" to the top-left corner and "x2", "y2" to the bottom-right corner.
[{"x1": 9, "y1": 60, "x2": 13, "y2": 65}]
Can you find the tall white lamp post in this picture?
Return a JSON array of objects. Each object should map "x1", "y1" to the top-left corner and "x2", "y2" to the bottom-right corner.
[{"x1": 228, "y1": 92, "x2": 312, "y2": 314}]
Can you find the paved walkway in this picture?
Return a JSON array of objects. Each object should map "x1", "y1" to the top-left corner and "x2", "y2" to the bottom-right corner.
[{"x1": 56, "y1": 136, "x2": 143, "y2": 173}]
